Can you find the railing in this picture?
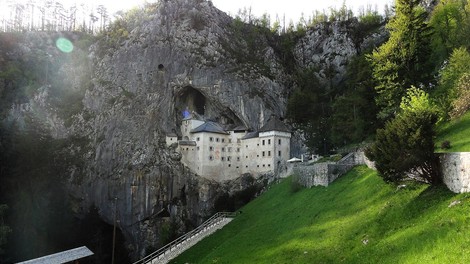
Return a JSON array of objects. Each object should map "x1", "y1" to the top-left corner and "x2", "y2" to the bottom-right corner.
[{"x1": 133, "y1": 211, "x2": 237, "y2": 264}]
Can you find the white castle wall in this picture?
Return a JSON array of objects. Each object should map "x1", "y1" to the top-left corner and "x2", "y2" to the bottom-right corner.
[{"x1": 175, "y1": 119, "x2": 292, "y2": 182}]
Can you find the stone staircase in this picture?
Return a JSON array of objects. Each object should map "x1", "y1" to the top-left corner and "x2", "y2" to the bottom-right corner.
[{"x1": 133, "y1": 212, "x2": 236, "y2": 264}]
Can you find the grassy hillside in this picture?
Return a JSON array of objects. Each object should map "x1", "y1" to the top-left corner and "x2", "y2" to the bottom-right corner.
[
  {"x1": 172, "y1": 166, "x2": 470, "y2": 264},
  {"x1": 436, "y1": 111, "x2": 470, "y2": 152}
]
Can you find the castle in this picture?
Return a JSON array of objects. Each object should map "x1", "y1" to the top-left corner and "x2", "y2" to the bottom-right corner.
[{"x1": 166, "y1": 114, "x2": 291, "y2": 181}]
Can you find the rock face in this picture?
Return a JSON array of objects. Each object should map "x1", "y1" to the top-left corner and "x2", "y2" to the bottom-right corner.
[{"x1": 1, "y1": 0, "x2": 387, "y2": 260}]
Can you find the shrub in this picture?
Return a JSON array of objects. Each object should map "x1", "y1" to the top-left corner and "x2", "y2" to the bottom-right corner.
[
  {"x1": 290, "y1": 174, "x2": 304, "y2": 193},
  {"x1": 450, "y1": 73, "x2": 470, "y2": 119},
  {"x1": 441, "y1": 140, "x2": 451, "y2": 150},
  {"x1": 366, "y1": 88, "x2": 440, "y2": 184}
]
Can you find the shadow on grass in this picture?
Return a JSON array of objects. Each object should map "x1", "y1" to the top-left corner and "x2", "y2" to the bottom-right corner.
[{"x1": 403, "y1": 184, "x2": 456, "y2": 220}]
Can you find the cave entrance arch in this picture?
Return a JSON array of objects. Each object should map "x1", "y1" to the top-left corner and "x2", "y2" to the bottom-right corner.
[
  {"x1": 174, "y1": 85, "x2": 245, "y2": 130},
  {"x1": 175, "y1": 86, "x2": 206, "y2": 117}
]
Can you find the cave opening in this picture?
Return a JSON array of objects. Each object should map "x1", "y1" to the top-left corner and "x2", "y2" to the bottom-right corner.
[
  {"x1": 175, "y1": 86, "x2": 206, "y2": 117},
  {"x1": 174, "y1": 86, "x2": 245, "y2": 131}
]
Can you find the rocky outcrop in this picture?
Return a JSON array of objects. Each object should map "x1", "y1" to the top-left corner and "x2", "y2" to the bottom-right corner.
[{"x1": 294, "y1": 19, "x2": 387, "y2": 87}]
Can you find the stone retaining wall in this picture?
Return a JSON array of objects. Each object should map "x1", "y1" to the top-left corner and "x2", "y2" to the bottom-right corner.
[
  {"x1": 292, "y1": 151, "x2": 374, "y2": 188},
  {"x1": 292, "y1": 151, "x2": 470, "y2": 193},
  {"x1": 440, "y1": 152, "x2": 470, "y2": 193}
]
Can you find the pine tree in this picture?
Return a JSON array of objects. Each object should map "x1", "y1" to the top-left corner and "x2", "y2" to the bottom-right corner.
[{"x1": 369, "y1": 0, "x2": 432, "y2": 120}]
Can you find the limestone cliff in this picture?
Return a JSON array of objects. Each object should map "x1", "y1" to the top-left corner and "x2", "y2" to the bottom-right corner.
[{"x1": 0, "y1": 0, "x2": 387, "y2": 260}]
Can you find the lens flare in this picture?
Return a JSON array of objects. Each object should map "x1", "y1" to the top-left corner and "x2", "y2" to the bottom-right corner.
[{"x1": 56, "y1": 37, "x2": 74, "y2": 53}]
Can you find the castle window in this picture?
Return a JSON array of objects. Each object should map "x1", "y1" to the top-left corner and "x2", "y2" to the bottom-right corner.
[
  {"x1": 237, "y1": 157, "x2": 240, "y2": 161},
  {"x1": 221, "y1": 138, "x2": 225, "y2": 143},
  {"x1": 263, "y1": 164, "x2": 265, "y2": 167},
  {"x1": 237, "y1": 148, "x2": 240, "y2": 152},
  {"x1": 197, "y1": 137, "x2": 200, "y2": 141},
  {"x1": 236, "y1": 166, "x2": 239, "y2": 168},
  {"x1": 246, "y1": 165, "x2": 248, "y2": 168},
  {"x1": 257, "y1": 155, "x2": 259, "y2": 157},
  {"x1": 227, "y1": 156, "x2": 231, "y2": 161},
  {"x1": 210, "y1": 137, "x2": 214, "y2": 142},
  {"x1": 221, "y1": 157, "x2": 225, "y2": 161},
  {"x1": 228, "y1": 164, "x2": 231, "y2": 167},
  {"x1": 216, "y1": 138, "x2": 220, "y2": 142},
  {"x1": 257, "y1": 165, "x2": 259, "y2": 167},
  {"x1": 246, "y1": 156, "x2": 248, "y2": 158},
  {"x1": 209, "y1": 146, "x2": 214, "y2": 151},
  {"x1": 268, "y1": 164, "x2": 271, "y2": 167},
  {"x1": 278, "y1": 151, "x2": 281, "y2": 157},
  {"x1": 197, "y1": 147, "x2": 200, "y2": 151},
  {"x1": 186, "y1": 148, "x2": 189, "y2": 151},
  {"x1": 268, "y1": 139, "x2": 271, "y2": 145},
  {"x1": 209, "y1": 155, "x2": 214, "y2": 161},
  {"x1": 257, "y1": 143, "x2": 259, "y2": 146},
  {"x1": 229, "y1": 139, "x2": 232, "y2": 143},
  {"x1": 262, "y1": 140, "x2": 265, "y2": 145},
  {"x1": 268, "y1": 151, "x2": 271, "y2": 156},
  {"x1": 262, "y1": 151, "x2": 265, "y2": 157},
  {"x1": 278, "y1": 139, "x2": 281, "y2": 145},
  {"x1": 222, "y1": 147, "x2": 225, "y2": 152}
]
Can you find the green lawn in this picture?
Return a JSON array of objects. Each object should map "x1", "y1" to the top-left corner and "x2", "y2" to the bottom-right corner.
[
  {"x1": 436, "y1": 111, "x2": 470, "y2": 152},
  {"x1": 172, "y1": 166, "x2": 470, "y2": 264}
]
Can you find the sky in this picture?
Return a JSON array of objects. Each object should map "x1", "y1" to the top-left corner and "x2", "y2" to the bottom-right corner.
[
  {"x1": 104, "y1": 0, "x2": 393, "y2": 22},
  {"x1": 1, "y1": 0, "x2": 393, "y2": 24},
  {"x1": 210, "y1": 0, "x2": 393, "y2": 23}
]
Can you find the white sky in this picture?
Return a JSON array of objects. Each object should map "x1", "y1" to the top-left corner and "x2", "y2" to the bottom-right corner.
[
  {"x1": 211, "y1": 0, "x2": 393, "y2": 23},
  {"x1": 104, "y1": 0, "x2": 394, "y2": 22},
  {"x1": 2, "y1": 0, "x2": 394, "y2": 23}
]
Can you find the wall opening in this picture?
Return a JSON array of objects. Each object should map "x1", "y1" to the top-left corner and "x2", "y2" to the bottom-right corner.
[{"x1": 175, "y1": 86, "x2": 206, "y2": 116}]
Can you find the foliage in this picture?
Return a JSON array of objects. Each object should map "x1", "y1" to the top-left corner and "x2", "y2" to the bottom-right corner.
[
  {"x1": 159, "y1": 220, "x2": 180, "y2": 246},
  {"x1": 0, "y1": 121, "x2": 95, "y2": 262},
  {"x1": 0, "y1": 204, "x2": 11, "y2": 255},
  {"x1": 434, "y1": 47, "x2": 470, "y2": 115},
  {"x1": 440, "y1": 140, "x2": 452, "y2": 150},
  {"x1": 331, "y1": 54, "x2": 378, "y2": 147},
  {"x1": 368, "y1": 0, "x2": 433, "y2": 120},
  {"x1": 214, "y1": 185, "x2": 262, "y2": 213},
  {"x1": 450, "y1": 73, "x2": 470, "y2": 119},
  {"x1": 1, "y1": 1, "x2": 110, "y2": 33},
  {"x1": 366, "y1": 88, "x2": 440, "y2": 184},
  {"x1": 429, "y1": 0, "x2": 470, "y2": 63},
  {"x1": 173, "y1": 166, "x2": 469, "y2": 264},
  {"x1": 399, "y1": 86, "x2": 433, "y2": 113},
  {"x1": 290, "y1": 174, "x2": 304, "y2": 193},
  {"x1": 436, "y1": 110, "x2": 470, "y2": 152},
  {"x1": 287, "y1": 67, "x2": 332, "y2": 155}
]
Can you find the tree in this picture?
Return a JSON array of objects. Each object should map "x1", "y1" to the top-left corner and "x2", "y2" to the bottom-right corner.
[
  {"x1": 429, "y1": 0, "x2": 466, "y2": 63},
  {"x1": 287, "y1": 67, "x2": 332, "y2": 155},
  {"x1": 450, "y1": 73, "x2": 470, "y2": 118},
  {"x1": 366, "y1": 88, "x2": 440, "y2": 184},
  {"x1": 331, "y1": 55, "x2": 377, "y2": 147},
  {"x1": 435, "y1": 47, "x2": 470, "y2": 115},
  {"x1": 368, "y1": 0, "x2": 432, "y2": 120}
]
